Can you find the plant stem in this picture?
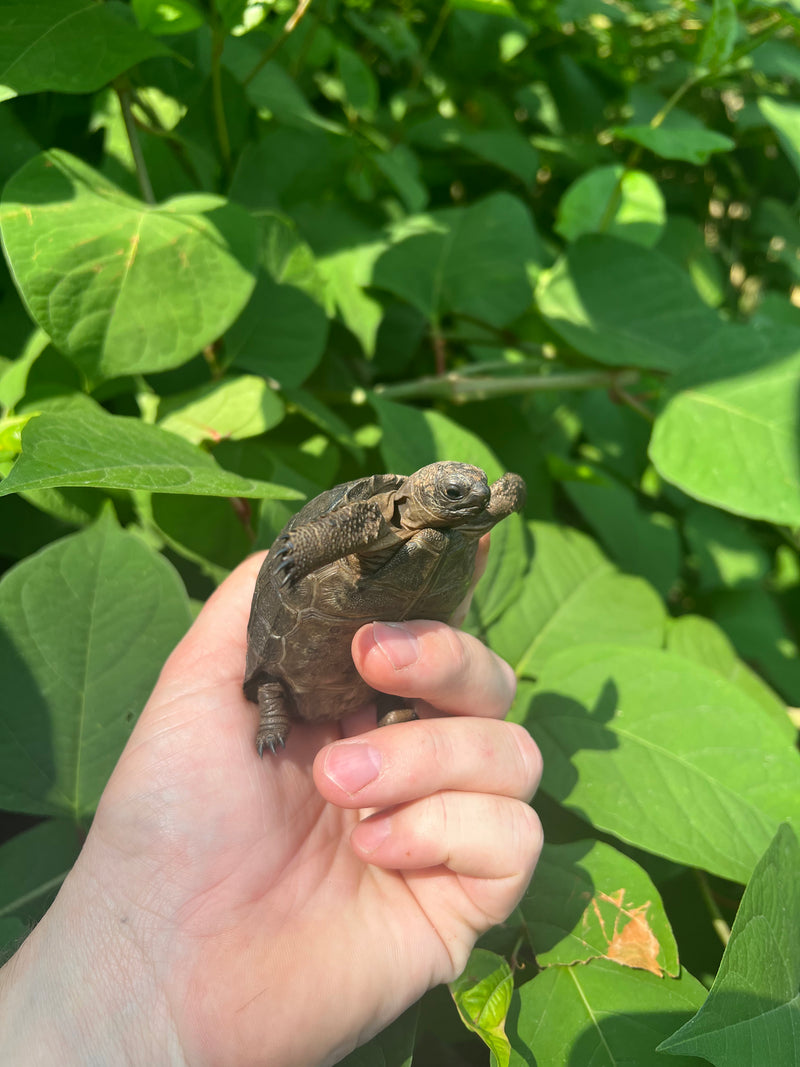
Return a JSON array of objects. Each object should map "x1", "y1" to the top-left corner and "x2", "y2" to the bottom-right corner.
[
  {"x1": 211, "y1": 28, "x2": 232, "y2": 175},
  {"x1": 243, "y1": 0, "x2": 314, "y2": 87},
  {"x1": 694, "y1": 869, "x2": 731, "y2": 948},
  {"x1": 374, "y1": 368, "x2": 639, "y2": 403},
  {"x1": 115, "y1": 80, "x2": 155, "y2": 204},
  {"x1": 410, "y1": 1, "x2": 451, "y2": 89},
  {"x1": 613, "y1": 384, "x2": 656, "y2": 423}
]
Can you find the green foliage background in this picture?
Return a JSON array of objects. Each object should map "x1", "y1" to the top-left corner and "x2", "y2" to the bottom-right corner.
[{"x1": 1, "y1": 0, "x2": 800, "y2": 1063}]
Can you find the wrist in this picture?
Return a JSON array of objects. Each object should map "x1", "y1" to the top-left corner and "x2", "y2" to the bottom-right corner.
[{"x1": 0, "y1": 863, "x2": 186, "y2": 1067}]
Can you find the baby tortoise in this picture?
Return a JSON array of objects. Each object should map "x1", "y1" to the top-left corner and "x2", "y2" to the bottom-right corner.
[{"x1": 243, "y1": 461, "x2": 526, "y2": 755}]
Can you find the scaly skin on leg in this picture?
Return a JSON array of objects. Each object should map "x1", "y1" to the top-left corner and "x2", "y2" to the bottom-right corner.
[
  {"x1": 274, "y1": 500, "x2": 389, "y2": 585},
  {"x1": 256, "y1": 681, "x2": 293, "y2": 756},
  {"x1": 486, "y1": 473, "x2": 526, "y2": 522}
]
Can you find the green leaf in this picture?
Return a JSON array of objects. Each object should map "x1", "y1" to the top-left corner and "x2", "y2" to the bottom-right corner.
[
  {"x1": 0, "y1": 151, "x2": 259, "y2": 384},
  {"x1": 522, "y1": 644, "x2": 800, "y2": 882},
  {"x1": 450, "y1": 949, "x2": 513, "y2": 1067},
  {"x1": 334, "y1": 1003, "x2": 419, "y2": 1067},
  {"x1": 666, "y1": 615, "x2": 794, "y2": 742},
  {"x1": 226, "y1": 275, "x2": 328, "y2": 388},
  {"x1": 563, "y1": 474, "x2": 680, "y2": 598},
  {"x1": 0, "y1": 511, "x2": 192, "y2": 818},
  {"x1": 374, "y1": 193, "x2": 541, "y2": 328},
  {"x1": 373, "y1": 397, "x2": 530, "y2": 628},
  {"x1": 487, "y1": 522, "x2": 666, "y2": 679},
  {"x1": 452, "y1": 0, "x2": 518, "y2": 14},
  {"x1": 659, "y1": 824, "x2": 800, "y2": 1066},
  {"x1": 239, "y1": 57, "x2": 343, "y2": 135},
  {"x1": 157, "y1": 375, "x2": 285, "y2": 446},
  {"x1": 536, "y1": 236, "x2": 722, "y2": 371},
  {"x1": 711, "y1": 586, "x2": 800, "y2": 706},
  {"x1": 759, "y1": 97, "x2": 800, "y2": 183},
  {"x1": 556, "y1": 166, "x2": 666, "y2": 247},
  {"x1": 521, "y1": 840, "x2": 680, "y2": 976},
  {"x1": 508, "y1": 959, "x2": 707, "y2": 1067},
  {"x1": 316, "y1": 241, "x2": 387, "y2": 356},
  {"x1": 0, "y1": 0, "x2": 167, "y2": 102},
  {"x1": 0, "y1": 407, "x2": 301, "y2": 500},
  {"x1": 697, "y1": 0, "x2": 739, "y2": 74},
  {"x1": 649, "y1": 323, "x2": 800, "y2": 524},
  {"x1": 132, "y1": 0, "x2": 204, "y2": 35},
  {"x1": 0, "y1": 820, "x2": 81, "y2": 925},
  {"x1": 613, "y1": 125, "x2": 735, "y2": 165},
  {"x1": 683, "y1": 505, "x2": 770, "y2": 591},
  {"x1": 336, "y1": 45, "x2": 378, "y2": 119}
]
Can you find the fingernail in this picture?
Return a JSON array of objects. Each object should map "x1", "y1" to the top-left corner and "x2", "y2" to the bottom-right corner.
[
  {"x1": 324, "y1": 743, "x2": 382, "y2": 795},
  {"x1": 354, "y1": 814, "x2": 392, "y2": 854},
  {"x1": 372, "y1": 621, "x2": 420, "y2": 669}
]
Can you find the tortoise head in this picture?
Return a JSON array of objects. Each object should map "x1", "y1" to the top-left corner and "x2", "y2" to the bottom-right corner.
[{"x1": 399, "y1": 462, "x2": 491, "y2": 529}]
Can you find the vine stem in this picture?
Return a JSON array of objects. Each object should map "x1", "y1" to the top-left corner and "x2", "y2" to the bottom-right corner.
[
  {"x1": 243, "y1": 0, "x2": 314, "y2": 87},
  {"x1": 115, "y1": 80, "x2": 155, "y2": 204},
  {"x1": 694, "y1": 870, "x2": 731, "y2": 948},
  {"x1": 373, "y1": 368, "x2": 639, "y2": 403}
]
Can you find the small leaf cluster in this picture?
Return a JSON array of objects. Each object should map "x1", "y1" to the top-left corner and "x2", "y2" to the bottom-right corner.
[{"x1": 1, "y1": 0, "x2": 800, "y2": 1064}]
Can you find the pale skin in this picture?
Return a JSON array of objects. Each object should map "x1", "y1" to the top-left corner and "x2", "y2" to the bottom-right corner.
[{"x1": 0, "y1": 541, "x2": 543, "y2": 1067}]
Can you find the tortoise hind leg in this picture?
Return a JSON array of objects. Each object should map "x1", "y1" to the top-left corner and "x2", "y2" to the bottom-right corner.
[{"x1": 256, "y1": 681, "x2": 293, "y2": 756}]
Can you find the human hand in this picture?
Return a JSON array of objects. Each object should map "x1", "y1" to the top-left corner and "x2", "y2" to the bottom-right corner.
[{"x1": 0, "y1": 546, "x2": 542, "y2": 1067}]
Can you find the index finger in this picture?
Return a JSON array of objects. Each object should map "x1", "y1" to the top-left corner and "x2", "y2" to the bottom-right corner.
[{"x1": 352, "y1": 619, "x2": 517, "y2": 720}]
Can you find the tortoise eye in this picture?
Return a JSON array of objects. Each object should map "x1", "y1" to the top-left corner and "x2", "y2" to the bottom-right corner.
[{"x1": 445, "y1": 485, "x2": 464, "y2": 499}]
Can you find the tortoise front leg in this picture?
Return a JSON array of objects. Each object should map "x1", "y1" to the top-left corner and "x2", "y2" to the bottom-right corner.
[
  {"x1": 256, "y1": 681, "x2": 293, "y2": 756},
  {"x1": 273, "y1": 501, "x2": 390, "y2": 586},
  {"x1": 486, "y1": 472, "x2": 526, "y2": 522}
]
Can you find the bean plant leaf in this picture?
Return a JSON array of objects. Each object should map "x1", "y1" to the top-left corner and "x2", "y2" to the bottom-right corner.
[
  {"x1": 373, "y1": 193, "x2": 541, "y2": 327},
  {"x1": 488, "y1": 522, "x2": 666, "y2": 679},
  {"x1": 226, "y1": 275, "x2": 329, "y2": 388},
  {"x1": 334, "y1": 1003, "x2": 419, "y2": 1067},
  {"x1": 157, "y1": 375, "x2": 285, "y2": 446},
  {"x1": 0, "y1": 819, "x2": 82, "y2": 926},
  {"x1": 521, "y1": 840, "x2": 680, "y2": 976},
  {"x1": 659, "y1": 824, "x2": 800, "y2": 1066},
  {"x1": 508, "y1": 959, "x2": 708, "y2": 1067},
  {"x1": 0, "y1": 0, "x2": 167, "y2": 102},
  {"x1": 0, "y1": 151, "x2": 259, "y2": 384},
  {"x1": 666, "y1": 615, "x2": 794, "y2": 741},
  {"x1": 697, "y1": 0, "x2": 739, "y2": 74},
  {"x1": 563, "y1": 475, "x2": 680, "y2": 598},
  {"x1": 0, "y1": 407, "x2": 301, "y2": 500},
  {"x1": 613, "y1": 125, "x2": 735, "y2": 165},
  {"x1": 450, "y1": 949, "x2": 514, "y2": 1067},
  {"x1": 758, "y1": 97, "x2": 800, "y2": 183},
  {"x1": 536, "y1": 235, "x2": 723, "y2": 371},
  {"x1": 132, "y1": 0, "x2": 205, "y2": 36},
  {"x1": 0, "y1": 510, "x2": 192, "y2": 818},
  {"x1": 555, "y1": 166, "x2": 666, "y2": 247},
  {"x1": 521, "y1": 644, "x2": 800, "y2": 883},
  {"x1": 649, "y1": 323, "x2": 800, "y2": 524}
]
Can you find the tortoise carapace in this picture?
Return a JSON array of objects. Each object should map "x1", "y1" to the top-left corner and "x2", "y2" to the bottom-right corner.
[{"x1": 243, "y1": 462, "x2": 526, "y2": 754}]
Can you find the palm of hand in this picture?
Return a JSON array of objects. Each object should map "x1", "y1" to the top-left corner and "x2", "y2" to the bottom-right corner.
[{"x1": 71, "y1": 553, "x2": 540, "y2": 1067}]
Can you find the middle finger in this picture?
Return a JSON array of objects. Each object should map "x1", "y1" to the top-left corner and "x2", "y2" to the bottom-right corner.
[{"x1": 314, "y1": 717, "x2": 542, "y2": 809}]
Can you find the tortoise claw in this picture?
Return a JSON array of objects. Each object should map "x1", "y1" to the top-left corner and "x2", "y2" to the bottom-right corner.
[
  {"x1": 275, "y1": 544, "x2": 291, "y2": 558},
  {"x1": 275, "y1": 558, "x2": 293, "y2": 573}
]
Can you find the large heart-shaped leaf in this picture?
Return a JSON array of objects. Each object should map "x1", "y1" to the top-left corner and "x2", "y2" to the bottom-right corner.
[
  {"x1": 650, "y1": 323, "x2": 800, "y2": 524},
  {"x1": 536, "y1": 235, "x2": 722, "y2": 371},
  {"x1": 0, "y1": 0, "x2": 167, "y2": 102},
  {"x1": 522, "y1": 644, "x2": 800, "y2": 882},
  {"x1": 0, "y1": 151, "x2": 259, "y2": 384},
  {"x1": 0, "y1": 511, "x2": 192, "y2": 818}
]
